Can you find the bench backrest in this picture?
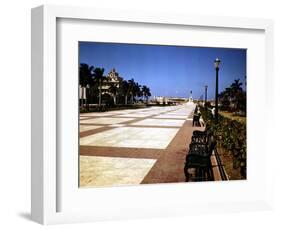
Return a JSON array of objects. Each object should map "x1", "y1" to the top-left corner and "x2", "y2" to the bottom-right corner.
[{"x1": 189, "y1": 133, "x2": 216, "y2": 157}]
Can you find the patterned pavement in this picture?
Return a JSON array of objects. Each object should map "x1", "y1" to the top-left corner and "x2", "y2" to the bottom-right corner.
[{"x1": 79, "y1": 102, "x2": 203, "y2": 187}]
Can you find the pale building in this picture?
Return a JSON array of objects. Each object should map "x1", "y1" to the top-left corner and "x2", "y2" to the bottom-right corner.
[
  {"x1": 154, "y1": 96, "x2": 168, "y2": 104},
  {"x1": 101, "y1": 68, "x2": 122, "y2": 92}
]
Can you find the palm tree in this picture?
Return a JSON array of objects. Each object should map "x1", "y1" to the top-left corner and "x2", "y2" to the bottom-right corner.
[
  {"x1": 219, "y1": 79, "x2": 245, "y2": 112},
  {"x1": 119, "y1": 80, "x2": 129, "y2": 105},
  {"x1": 219, "y1": 87, "x2": 232, "y2": 110},
  {"x1": 109, "y1": 84, "x2": 118, "y2": 105},
  {"x1": 134, "y1": 82, "x2": 142, "y2": 101},
  {"x1": 79, "y1": 63, "x2": 94, "y2": 86},
  {"x1": 93, "y1": 67, "x2": 105, "y2": 106},
  {"x1": 79, "y1": 63, "x2": 94, "y2": 107},
  {"x1": 231, "y1": 79, "x2": 243, "y2": 94},
  {"x1": 142, "y1": 85, "x2": 151, "y2": 104},
  {"x1": 127, "y1": 78, "x2": 136, "y2": 104},
  {"x1": 230, "y1": 79, "x2": 243, "y2": 111}
]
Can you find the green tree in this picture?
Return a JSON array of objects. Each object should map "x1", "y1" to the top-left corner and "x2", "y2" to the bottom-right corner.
[
  {"x1": 219, "y1": 87, "x2": 232, "y2": 110},
  {"x1": 108, "y1": 84, "x2": 118, "y2": 105},
  {"x1": 219, "y1": 79, "x2": 245, "y2": 112},
  {"x1": 142, "y1": 85, "x2": 151, "y2": 103},
  {"x1": 128, "y1": 78, "x2": 136, "y2": 104},
  {"x1": 93, "y1": 67, "x2": 105, "y2": 106},
  {"x1": 230, "y1": 79, "x2": 244, "y2": 111},
  {"x1": 119, "y1": 80, "x2": 129, "y2": 105},
  {"x1": 79, "y1": 63, "x2": 94, "y2": 107},
  {"x1": 230, "y1": 79, "x2": 243, "y2": 93},
  {"x1": 79, "y1": 63, "x2": 94, "y2": 87},
  {"x1": 133, "y1": 82, "x2": 142, "y2": 102}
]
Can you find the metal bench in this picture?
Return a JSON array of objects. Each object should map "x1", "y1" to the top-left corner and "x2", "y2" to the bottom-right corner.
[
  {"x1": 192, "y1": 113, "x2": 201, "y2": 127},
  {"x1": 184, "y1": 133, "x2": 216, "y2": 182},
  {"x1": 191, "y1": 130, "x2": 209, "y2": 144}
]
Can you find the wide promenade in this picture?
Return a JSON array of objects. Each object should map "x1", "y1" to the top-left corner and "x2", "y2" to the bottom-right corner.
[{"x1": 79, "y1": 102, "x2": 203, "y2": 187}]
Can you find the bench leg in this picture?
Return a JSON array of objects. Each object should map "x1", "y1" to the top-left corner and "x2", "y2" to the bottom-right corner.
[{"x1": 184, "y1": 164, "x2": 190, "y2": 182}]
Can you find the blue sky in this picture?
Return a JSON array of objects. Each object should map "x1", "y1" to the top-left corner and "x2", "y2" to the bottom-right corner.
[{"x1": 79, "y1": 42, "x2": 246, "y2": 99}]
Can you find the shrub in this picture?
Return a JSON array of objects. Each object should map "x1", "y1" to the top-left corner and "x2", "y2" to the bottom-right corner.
[{"x1": 200, "y1": 107, "x2": 247, "y2": 179}]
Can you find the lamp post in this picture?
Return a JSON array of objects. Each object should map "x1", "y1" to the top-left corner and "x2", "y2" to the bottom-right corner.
[
  {"x1": 204, "y1": 85, "x2": 208, "y2": 105},
  {"x1": 214, "y1": 58, "x2": 221, "y2": 121},
  {"x1": 86, "y1": 84, "x2": 90, "y2": 110}
]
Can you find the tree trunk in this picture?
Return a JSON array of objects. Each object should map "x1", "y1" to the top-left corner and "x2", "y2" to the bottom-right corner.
[
  {"x1": 81, "y1": 86, "x2": 84, "y2": 107},
  {"x1": 99, "y1": 80, "x2": 102, "y2": 106},
  {"x1": 125, "y1": 95, "x2": 127, "y2": 105},
  {"x1": 113, "y1": 95, "x2": 116, "y2": 105}
]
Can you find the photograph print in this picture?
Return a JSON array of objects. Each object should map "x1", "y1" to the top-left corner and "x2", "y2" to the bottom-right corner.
[{"x1": 79, "y1": 42, "x2": 247, "y2": 188}]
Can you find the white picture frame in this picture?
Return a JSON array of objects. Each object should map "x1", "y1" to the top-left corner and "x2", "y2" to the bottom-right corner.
[{"x1": 31, "y1": 5, "x2": 274, "y2": 225}]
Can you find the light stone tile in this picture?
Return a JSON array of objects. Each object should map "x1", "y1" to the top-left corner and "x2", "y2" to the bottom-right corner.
[
  {"x1": 131, "y1": 118, "x2": 185, "y2": 127},
  {"x1": 80, "y1": 127, "x2": 179, "y2": 149},
  {"x1": 80, "y1": 125, "x2": 102, "y2": 132},
  {"x1": 80, "y1": 117, "x2": 93, "y2": 120},
  {"x1": 110, "y1": 109, "x2": 147, "y2": 114},
  {"x1": 153, "y1": 114, "x2": 187, "y2": 119},
  {"x1": 80, "y1": 156, "x2": 156, "y2": 187},
  {"x1": 80, "y1": 112, "x2": 114, "y2": 117},
  {"x1": 108, "y1": 110, "x2": 132, "y2": 114},
  {"x1": 108, "y1": 124, "x2": 125, "y2": 127},
  {"x1": 116, "y1": 113, "x2": 151, "y2": 118},
  {"x1": 165, "y1": 112, "x2": 188, "y2": 115},
  {"x1": 80, "y1": 117, "x2": 135, "y2": 125},
  {"x1": 135, "y1": 111, "x2": 159, "y2": 114}
]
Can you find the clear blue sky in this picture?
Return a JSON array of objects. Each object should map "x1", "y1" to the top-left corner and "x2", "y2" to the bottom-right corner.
[{"x1": 79, "y1": 42, "x2": 246, "y2": 99}]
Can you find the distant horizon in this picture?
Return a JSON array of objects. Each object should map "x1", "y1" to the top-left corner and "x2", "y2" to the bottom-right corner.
[{"x1": 79, "y1": 42, "x2": 246, "y2": 100}]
